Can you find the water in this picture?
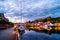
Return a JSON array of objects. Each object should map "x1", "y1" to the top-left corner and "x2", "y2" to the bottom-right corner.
[
  {"x1": 0, "y1": 28, "x2": 60, "y2": 40},
  {"x1": 21, "y1": 30, "x2": 60, "y2": 40}
]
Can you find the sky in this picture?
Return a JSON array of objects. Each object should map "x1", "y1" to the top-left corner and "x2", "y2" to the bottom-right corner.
[{"x1": 0, "y1": 0, "x2": 60, "y2": 23}]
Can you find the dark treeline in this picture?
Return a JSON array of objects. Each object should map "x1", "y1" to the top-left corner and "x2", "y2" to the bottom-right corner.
[
  {"x1": 0, "y1": 19, "x2": 13, "y2": 27},
  {"x1": 31, "y1": 16, "x2": 60, "y2": 23},
  {"x1": 0, "y1": 13, "x2": 13, "y2": 27}
]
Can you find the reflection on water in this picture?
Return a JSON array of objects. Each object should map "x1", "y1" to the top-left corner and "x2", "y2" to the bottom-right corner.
[
  {"x1": 51, "y1": 34, "x2": 60, "y2": 40},
  {"x1": 21, "y1": 30, "x2": 60, "y2": 40}
]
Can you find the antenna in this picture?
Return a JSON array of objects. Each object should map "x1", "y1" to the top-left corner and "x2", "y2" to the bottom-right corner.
[
  {"x1": 21, "y1": 3, "x2": 22, "y2": 23},
  {"x1": 21, "y1": 12, "x2": 22, "y2": 23},
  {"x1": 19, "y1": 1, "x2": 23, "y2": 23}
]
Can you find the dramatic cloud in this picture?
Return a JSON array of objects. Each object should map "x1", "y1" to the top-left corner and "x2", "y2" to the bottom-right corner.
[{"x1": 0, "y1": 0, "x2": 60, "y2": 23}]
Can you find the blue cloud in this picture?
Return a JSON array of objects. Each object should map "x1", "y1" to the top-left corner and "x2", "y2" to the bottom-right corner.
[{"x1": 0, "y1": 0, "x2": 60, "y2": 23}]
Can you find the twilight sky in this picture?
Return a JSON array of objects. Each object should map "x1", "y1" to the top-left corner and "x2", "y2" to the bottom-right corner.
[{"x1": 0, "y1": 0, "x2": 60, "y2": 23}]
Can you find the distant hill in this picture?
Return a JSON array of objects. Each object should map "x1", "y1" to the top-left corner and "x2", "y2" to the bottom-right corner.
[
  {"x1": 0, "y1": 13, "x2": 13, "y2": 26},
  {"x1": 31, "y1": 16, "x2": 60, "y2": 23}
]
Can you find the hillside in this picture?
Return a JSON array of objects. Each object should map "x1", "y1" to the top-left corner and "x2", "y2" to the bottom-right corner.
[{"x1": 32, "y1": 16, "x2": 60, "y2": 23}]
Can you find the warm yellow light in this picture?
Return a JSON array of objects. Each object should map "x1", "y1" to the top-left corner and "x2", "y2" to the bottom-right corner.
[
  {"x1": 55, "y1": 23, "x2": 60, "y2": 27},
  {"x1": 14, "y1": 24, "x2": 18, "y2": 28},
  {"x1": 12, "y1": 31, "x2": 17, "y2": 35},
  {"x1": 55, "y1": 27, "x2": 60, "y2": 30}
]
